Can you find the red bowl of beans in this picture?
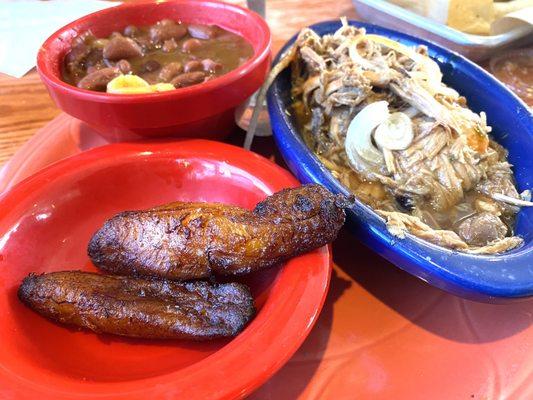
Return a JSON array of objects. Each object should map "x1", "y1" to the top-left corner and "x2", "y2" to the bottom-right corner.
[{"x1": 37, "y1": 0, "x2": 271, "y2": 141}]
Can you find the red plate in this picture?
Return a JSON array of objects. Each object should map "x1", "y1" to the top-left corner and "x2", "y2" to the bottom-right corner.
[
  {"x1": 2, "y1": 115, "x2": 532, "y2": 399},
  {"x1": 0, "y1": 140, "x2": 331, "y2": 399}
]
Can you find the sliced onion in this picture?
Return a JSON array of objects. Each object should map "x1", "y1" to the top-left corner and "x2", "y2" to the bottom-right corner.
[
  {"x1": 374, "y1": 112, "x2": 414, "y2": 151},
  {"x1": 345, "y1": 101, "x2": 389, "y2": 168}
]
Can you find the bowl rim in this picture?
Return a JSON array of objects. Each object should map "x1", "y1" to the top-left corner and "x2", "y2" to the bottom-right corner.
[
  {"x1": 36, "y1": 0, "x2": 272, "y2": 104},
  {"x1": 0, "y1": 139, "x2": 331, "y2": 399},
  {"x1": 267, "y1": 19, "x2": 533, "y2": 301}
]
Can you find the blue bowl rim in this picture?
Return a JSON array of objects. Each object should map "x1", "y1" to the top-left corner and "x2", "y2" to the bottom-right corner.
[{"x1": 267, "y1": 19, "x2": 533, "y2": 300}]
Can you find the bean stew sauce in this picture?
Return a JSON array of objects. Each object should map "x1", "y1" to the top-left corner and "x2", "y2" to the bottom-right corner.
[{"x1": 62, "y1": 19, "x2": 254, "y2": 93}]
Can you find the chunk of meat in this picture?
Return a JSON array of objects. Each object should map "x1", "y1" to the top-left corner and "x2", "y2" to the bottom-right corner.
[
  {"x1": 88, "y1": 185, "x2": 350, "y2": 280},
  {"x1": 457, "y1": 212, "x2": 507, "y2": 246},
  {"x1": 103, "y1": 36, "x2": 143, "y2": 60},
  {"x1": 379, "y1": 119, "x2": 487, "y2": 212},
  {"x1": 18, "y1": 271, "x2": 254, "y2": 340},
  {"x1": 363, "y1": 70, "x2": 392, "y2": 88},
  {"x1": 378, "y1": 210, "x2": 469, "y2": 250},
  {"x1": 299, "y1": 46, "x2": 326, "y2": 72},
  {"x1": 477, "y1": 161, "x2": 520, "y2": 199}
]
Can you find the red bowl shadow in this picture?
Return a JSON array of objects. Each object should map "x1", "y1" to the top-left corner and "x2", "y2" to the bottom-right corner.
[
  {"x1": 0, "y1": 140, "x2": 331, "y2": 400},
  {"x1": 37, "y1": 1, "x2": 271, "y2": 141}
]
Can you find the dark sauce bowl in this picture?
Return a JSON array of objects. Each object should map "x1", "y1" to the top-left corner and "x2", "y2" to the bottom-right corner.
[
  {"x1": 268, "y1": 20, "x2": 533, "y2": 303},
  {"x1": 37, "y1": 0, "x2": 271, "y2": 141}
]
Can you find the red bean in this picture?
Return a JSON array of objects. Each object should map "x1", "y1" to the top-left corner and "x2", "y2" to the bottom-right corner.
[
  {"x1": 162, "y1": 38, "x2": 178, "y2": 52},
  {"x1": 201, "y1": 59, "x2": 222, "y2": 72},
  {"x1": 158, "y1": 62, "x2": 184, "y2": 82},
  {"x1": 181, "y1": 38, "x2": 203, "y2": 53},
  {"x1": 149, "y1": 20, "x2": 187, "y2": 43},
  {"x1": 141, "y1": 60, "x2": 161, "y2": 73},
  {"x1": 65, "y1": 32, "x2": 94, "y2": 72},
  {"x1": 123, "y1": 25, "x2": 139, "y2": 37},
  {"x1": 135, "y1": 36, "x2": 153, "y2": 49},
  {"x1": 187, "y1": 24, "x2": 218, "y2": 39},
  {"x1": 77, "y1": 67, "x2": 120, "y2": 91},
  {"x1": 116, "y1": 59, "x2": 132, "y2": 74},
  {"x1": 184, "y1": 60, "x2": 203, "y2": 73},
  {"x1": 86, "y1": 65, "x2": 100, "y2": 74},
  {"x1": 84, "y1": 48, "x2": 104, "y2": 69},
  {"x1": 170, "y1": 71, "x2": 206, "y2": 88},
  {"x1": 103, "y1": 36, "x2": 143, "y2": 60},
  {"x1": 159, "y1": 19, "x2": 177, "y2": 27}
]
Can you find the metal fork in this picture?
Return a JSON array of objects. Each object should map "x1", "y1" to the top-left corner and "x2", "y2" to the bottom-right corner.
[
  {"x1": 236, "y1": 0, "x2": 270, "y2": 148},
  {"x1": 246, "y1": 0, "x2": 265, "y2": 18}
]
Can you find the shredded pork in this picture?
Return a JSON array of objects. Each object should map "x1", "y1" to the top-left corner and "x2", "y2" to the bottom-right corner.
[{"x1": 277, "y1": 20, "x2": 527, "y2": 254}]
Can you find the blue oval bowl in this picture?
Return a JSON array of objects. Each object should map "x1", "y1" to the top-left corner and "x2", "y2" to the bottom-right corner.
[{"x1": 267, "y1": 20, "x2": 533, "y2": 303}]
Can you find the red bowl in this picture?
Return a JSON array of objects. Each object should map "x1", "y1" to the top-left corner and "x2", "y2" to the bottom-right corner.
[
  {"x1": 0, "y1": 140, "x2": 331, "y2": 399},
  {"x1": 37, "y1": 1, "x2": 271, "y2": 141}
]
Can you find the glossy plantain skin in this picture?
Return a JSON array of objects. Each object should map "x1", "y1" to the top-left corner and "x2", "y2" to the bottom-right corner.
[
  {"x1": 18, "y1": 271, "x2": 254, "y2": 340},
  {"x1": 88, "y1": 184, "x2": 350, "y2": 280}
]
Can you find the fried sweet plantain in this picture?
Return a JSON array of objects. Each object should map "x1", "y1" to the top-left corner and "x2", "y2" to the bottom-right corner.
[
  {"x1": 88, "y1": 184, "x2": 350, "y2": 280},
  {"x1": 18, "y1": 271, "x2": 254, "y2": 340}
]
